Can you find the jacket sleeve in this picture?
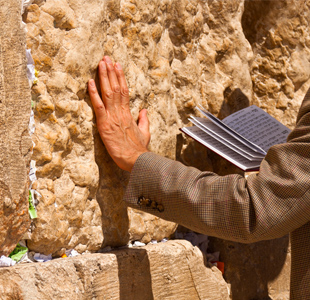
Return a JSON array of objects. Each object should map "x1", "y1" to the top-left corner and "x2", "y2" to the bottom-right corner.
[{"x1": 123, "y1": 89, "x2": 310, "y2": 243}]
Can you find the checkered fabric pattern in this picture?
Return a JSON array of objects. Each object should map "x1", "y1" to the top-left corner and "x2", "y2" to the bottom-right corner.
[{"x1": 124, "y1": 89, "x2": 310, "y2": 299}]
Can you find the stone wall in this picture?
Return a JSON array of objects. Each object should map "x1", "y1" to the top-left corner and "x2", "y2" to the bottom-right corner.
[
  {"x1": 24, "y1": 0, "x2": 310, "y2": 256},
  {"x1": 25, "y1": 0, "x2": 251, "y2": 255},
  {"x1": 0, "y1": 0, "x2": 32, "y2": 256},
  {"x1": 244, "y1": 0, "x2": 310, "y2": 124},
  {"x1": 0, "y1": 240, "x2": 230, "y2": 300},
  {"x1": 2, "y1": 0, "x2": 310, "y2": 298}
]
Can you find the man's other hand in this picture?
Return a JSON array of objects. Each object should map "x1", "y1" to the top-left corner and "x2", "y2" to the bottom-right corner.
[{"x1": 88, "y1": 56, "x2": 150, "y2": 172}]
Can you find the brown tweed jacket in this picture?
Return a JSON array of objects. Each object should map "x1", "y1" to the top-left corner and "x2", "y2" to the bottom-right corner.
[{"x1": 124, "y1": 89, "x2": 310, "y2": 299}]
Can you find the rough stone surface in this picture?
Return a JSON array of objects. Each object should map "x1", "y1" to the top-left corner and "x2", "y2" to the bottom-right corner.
[
  {"x1": 243, "y1": 0, "x2": 310, "y2": 127},
  {"x1": 25, "y1": 0, "x2": 253, "y2": 254},
  {"x1": 0, "y1": 240, "x2": 229, "y2": 300},
  {"x1": 0, "y1": 0, "x2": 32, "y2": 255},
  {"x1": 17, "y1": 0, "x2": 310, "y2": 297},
  {"x1": 1, "y1": 0, "x2": 309, "y2": 298}
]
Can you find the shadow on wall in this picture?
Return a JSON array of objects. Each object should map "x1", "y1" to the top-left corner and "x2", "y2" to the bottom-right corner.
[
  {"x1": 209, "y1": 235, "x2": 289, "y2": 300},
  {"x1": 93, "y1": 128, "x2": 131, "y2": 248},
  {"x1": 115, "y1": 248, "x2": 154, "y2": 300},
  {"x1": 218, "y1": 88, "x2": 250, "y2": 120},
  {"x1": 86, "y1": 70, "x2": 131, "y2": 248}
]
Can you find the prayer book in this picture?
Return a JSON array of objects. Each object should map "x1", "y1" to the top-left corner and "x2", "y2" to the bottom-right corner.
[{"x1": 180, "y1": 105, "x2": 291, "y2": 171}]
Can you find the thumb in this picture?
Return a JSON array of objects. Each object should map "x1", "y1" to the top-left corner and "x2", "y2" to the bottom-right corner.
[{"x1": 138, "y1": 109, "x2": 150, "y2": 143}]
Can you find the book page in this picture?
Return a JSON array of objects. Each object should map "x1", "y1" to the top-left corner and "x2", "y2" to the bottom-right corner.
[
  {"x1": 197, "y1": 105, "x2": 266, "y2": 155},
  {"x1": 181, "y1": 126, "x2": 262, "y2": 171},
  {"x1": 222, "y1": 106, "x2": 291, "y2": 152},
  {"x1": 190, "y1": 117, "x2": 264, "y2": 160}
]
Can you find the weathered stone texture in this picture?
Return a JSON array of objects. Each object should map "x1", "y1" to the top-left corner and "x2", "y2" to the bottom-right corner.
[
  {"x1": 0, "y1": 0, "x2": 32, "y2": 255},
  {"x1": 25, "y1": 0, "x2": 253, "y2": 254},
  {"x1": 22, "y1": 2, "x2": 310, "y2": 298},
  {"x1": 0, "y1": 240, "x2": 229, "y2": 300},
  {"x1": 3, "y1": 0, "x2": 310, "y2": 298},
  {"x1": 242, "y1": 0, "x2": 310, "y2": 127}
]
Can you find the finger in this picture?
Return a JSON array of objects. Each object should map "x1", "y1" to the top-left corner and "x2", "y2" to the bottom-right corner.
[
  {"x1": 103, "y1": 56, "x2": 121, "y2": 105},
  {"x1": 138, "y1": 109, "x2": 151, "y2": 145},
  {"x1": 98, "y1": 60, "x2": 114, "y2": 110},
  {"x1": 115, "y1": 62, "x2": 130, "y2": 107},
  {"x1": 88, "y1": 79, "x2": 106, "y2": 119}
]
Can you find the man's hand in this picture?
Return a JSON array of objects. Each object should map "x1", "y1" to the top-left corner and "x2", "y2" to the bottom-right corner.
[{"x1": 88, "y1": 56, "x2": 150, "y2": 172}]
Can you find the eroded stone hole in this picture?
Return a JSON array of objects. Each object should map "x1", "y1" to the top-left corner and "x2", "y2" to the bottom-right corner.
[{"x1": 242, "y1": 0, "x2": 278, "y2": 45}]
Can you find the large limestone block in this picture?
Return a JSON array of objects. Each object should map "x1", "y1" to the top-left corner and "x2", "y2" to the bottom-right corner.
[
  {"x1": 23, "y1": 0, "x2": 310, "y2": 259},
  {"x1": 0, "y1": 0, "x2": 32, "y2": 255},
  {"x1": 24, "y1": 0, "x2": 253, "y2": 254},
  {"x1": 0, "y1": 240, "x2": 229, "y2": 300}
]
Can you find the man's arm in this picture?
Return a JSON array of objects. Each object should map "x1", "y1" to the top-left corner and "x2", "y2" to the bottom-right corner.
[
  {"x1": 123, "y1": 90, "x2": 310, "y2": 243},
  {"x1": 89, "y1": 57, "x2": 310, "y2": 243}
]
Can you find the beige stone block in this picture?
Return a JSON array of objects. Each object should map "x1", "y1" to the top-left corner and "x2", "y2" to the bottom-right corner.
[
  {"x1": 22, "y1": 7, "x2": 309, "y2": 295},
  {"x1": 0, "y1": 241, "x2": 229, "y2": 300},
  {"x1": 2, "y1": 0, "x2": 308, "y2": 297},
  {"x1": 0, "y1": 0, "x2": 32, "y2": 255}
]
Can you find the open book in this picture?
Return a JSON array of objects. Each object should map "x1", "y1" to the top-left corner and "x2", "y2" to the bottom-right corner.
[{"x1": 180, "y1": 105, "x2": 291, "y2": 171}]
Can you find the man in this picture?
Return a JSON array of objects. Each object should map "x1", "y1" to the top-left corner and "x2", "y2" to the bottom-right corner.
[{"x1": 88, "y1": 56, "x2": 310, "y2": 299}]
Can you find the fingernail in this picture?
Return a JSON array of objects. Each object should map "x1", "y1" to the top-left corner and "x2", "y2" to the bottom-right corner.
[
  {"x1": 89, "y1": 79, "x2": 95, "y2": 86},
  {"x1": 105, "y1": 56, "x2": 112, "y2": 64},
  {"x1": 115, "y1": 62, "x2": 122, "y2": 70},
  {"x1": 100, "y1": 61, "x2": 106, "y2": 69}
]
